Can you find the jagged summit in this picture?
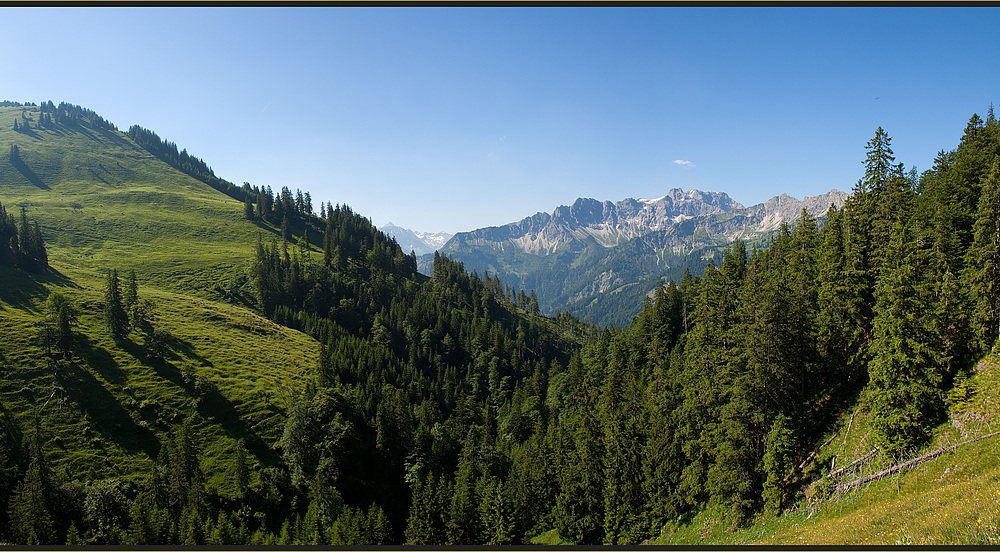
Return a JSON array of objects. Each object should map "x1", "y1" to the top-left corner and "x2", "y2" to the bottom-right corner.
[
  {"x1": 380, "y1": 222, "x2": 453, "y2": 256},
  {"x1": 429, "y1": 187, "x2": 849, "y2": 327},
  {"x1": 448, "y1": 188, "x2": 843, "y2": 257}
]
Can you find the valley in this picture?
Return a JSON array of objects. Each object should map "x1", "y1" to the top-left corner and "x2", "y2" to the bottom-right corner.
[
  {"x1": 1, "y1": 100, "x2": 999, "y2": 546},
  {"x1": 424, "y1": 188, "x2": 848, "y2": 327}
]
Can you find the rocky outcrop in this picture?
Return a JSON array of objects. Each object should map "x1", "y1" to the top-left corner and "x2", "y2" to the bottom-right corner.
[
  {"x1": 429, "y1": 188, "x2": 850, "y2": 328},
  {"x1": 443, "y1": 188, "x2": 845, "y2": 257}
]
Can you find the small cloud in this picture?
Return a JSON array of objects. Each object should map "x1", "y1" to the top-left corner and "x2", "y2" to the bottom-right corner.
[{"x1": 673, "y1": 159, "x2": 695, "y2": 169}]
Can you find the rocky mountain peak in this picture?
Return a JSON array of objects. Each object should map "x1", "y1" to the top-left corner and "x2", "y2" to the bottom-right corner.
[{"x1": 446, "y1": 188, "x2": 847, "y2": 256}]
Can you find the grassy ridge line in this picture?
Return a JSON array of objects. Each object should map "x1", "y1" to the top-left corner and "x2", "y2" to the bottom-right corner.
[
  {"x1": 0, "y1": 105, "x2": 277, "y2": 299},
  {"x1": 1, "y1": 102, "x2": 332, "y2": 492}
]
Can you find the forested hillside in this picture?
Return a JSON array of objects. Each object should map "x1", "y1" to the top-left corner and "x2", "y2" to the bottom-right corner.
[
  {"x1": 1, "y1": 99, "x2": 999, "y2": 545},
  {"x1": 0, "y1": 100, "x2": 588, "y2": 545},
  {"x1": 428, "y1": 189, "x2": 847, "y2": 328}
]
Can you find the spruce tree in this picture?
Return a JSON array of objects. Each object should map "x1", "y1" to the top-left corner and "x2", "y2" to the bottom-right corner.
[
  {"x1": 29, "y1": 221, "x2": 47, "y2": 270},
  {"x1": 0, "y1": 200, "x2": 16, "y2": 266},
  {"x1": 43, "y1": 292, "x2": 75, "y2": 356},
  {"x1": 968, "y1": 158, "x2": 1000, "y2": 351},
  {"x1": 104, "y1": 269, "x2": 128, "y2": 340},
  {"x1": 243, "y1": 197, "x2": 255, "y2": 220},
  {"x1": 124, "y1": 269, "x2": 139, "y2": 329},
  {"x1": 447, "y1": 427, "x2": 481, "y2": 545},
  {"x1": 761, "y1": 414, "x2": 795, "y2": 514},
  {"x1": 868, "y1": 218, "x2": 946, "y2": 455},
  {"x1": 816, "y1": 205, "x2": 866, "y2": 392},
  {"x1": 17, "y1": 207, "x2": 31, "y2": 268},
  {"x1": 477, "y1": 475, "x2": 513, "y2": 545},
  {"x1": 7, "y1": 429, "x2": 55, "y2": 544}
]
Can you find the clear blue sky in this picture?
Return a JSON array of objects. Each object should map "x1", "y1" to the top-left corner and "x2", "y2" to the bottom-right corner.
[{"x1": 2, "y1": 7, "x2": 999, "y2": 234}]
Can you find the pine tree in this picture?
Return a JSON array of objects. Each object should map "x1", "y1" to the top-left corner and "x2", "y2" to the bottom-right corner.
[
  {"x1": 552, "y1": 384, "x2": 605, "y2": 544},
  {"x1": 301, "y1": 472, "x2": 344, "y2": 544},
  {"x1": 125, "y1": 484, "x2": 159, "y2": 545},
  {"x1": 405, "y1": 474, "x2": 450, "y2": 544},
  {"x1": 17, "y1": 207, "x2": 31, "y2": 268},
  {"x1": 477, "y1": 475, "x2": 513, "y2": 544},
  {"x1": 7, "y1": 429, "x2": 55, "y2": 544},
  {"x1": 43, "y1": 292, "x2": 75, "y2": 356},
  {"x1": 29, "y1": 221, "x2": 47, "y2": 270},
  {"x1": 968, "y1": 158, "x2": 1000, "y2": 350},
  {"x1": 0, "y1": 200, "x2": 17, "y2": 266},
  {"x1": 868, "y1": 218, "x2": 946, "y2": 455},
  {"x1": 104, "y1": 269, "x2": 129, "y2": 340},
  {"x1": 447, "y1": 427, "x2": 481, "y2": 544},
  {"x1": 761, "y1": 414, "x2": 795, "y2": 514},
  {"x1": 404, "y1": 477, "x2": 436, "y2": 544},
  {"x1": 123, "y1": 269, "x2": 139, "y2": 330},
  {"x1": 816, "y1": 205, "x2": 866, "y2": 392}
]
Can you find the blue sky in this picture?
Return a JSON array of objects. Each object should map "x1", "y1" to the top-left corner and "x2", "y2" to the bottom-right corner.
[{"x1": 2, "y1": 7, "x2": 999, "y2": 234}]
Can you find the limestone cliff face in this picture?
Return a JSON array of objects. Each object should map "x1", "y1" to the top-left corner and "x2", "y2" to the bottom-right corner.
[
  {"x1": 429, "y1": 188, "x2": 849, "y2": 327},
  {"x1": 443, "y1": 188, "x2": 846, "y2": 257}
]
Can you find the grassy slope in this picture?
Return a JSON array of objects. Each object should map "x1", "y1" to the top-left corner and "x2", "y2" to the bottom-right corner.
[
  {"x1": 653, "y1": 355, "x2": 1000, "y2": 545},
  {"x1": 6, "y1": 103, "x2": 997, "y2": 542},
  {"x1": 1, "y1": 105, "x2": 267, "y2": 295},
  {"x1": 1, "y1": 105, "x2": 318, "y2": 492}
]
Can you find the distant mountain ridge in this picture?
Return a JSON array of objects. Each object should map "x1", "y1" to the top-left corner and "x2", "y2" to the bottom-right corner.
[
  {"x1": 460, "y1": 189, "x2": 743, "y2": 255},
  {"x1": 451, "y1": 188, "x2": 846, "y2": 257},
  {"x1": 424, "y1": 188, "x2": 848, "y2": 327},
  {"x1": 381, "y1": 223, "x2": 453, "y2": 256}
]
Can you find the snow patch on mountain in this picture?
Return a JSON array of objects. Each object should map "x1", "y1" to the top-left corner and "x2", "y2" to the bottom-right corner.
[
  {"x1": 446, "y1": 188, "x2": 848, "y2": 257},
  {"x1": 380, "y1": 223, "x2": 454, "y2": 256}
]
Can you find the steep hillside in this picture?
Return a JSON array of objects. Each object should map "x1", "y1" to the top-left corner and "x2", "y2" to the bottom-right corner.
[
  {"x1": 0, "y1": 263, "x2": 318, "y2": 487},
  {"x1": 652, "y1": 353, "x2": 1000, "y2": 545},
  {"x1": 0, "y1": 101, "x2": 586, "y2": 545},
  {"x1": 1, "y1": 104, "x2": 270, "y2": 297},
  {"x1": 1, "y1": 103, "x2": 323, "y2": 496},
  {"x1": 426, "y1": 188, "x2": 847, "y2": 326},
  {"x1": 3, "y1": 99, "x2": 997, "y2": 547}
]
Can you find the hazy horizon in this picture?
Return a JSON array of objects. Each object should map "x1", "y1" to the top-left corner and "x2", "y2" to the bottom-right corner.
[{"x1": 3, "y1": 7, "x2": 998, "y2": 234}]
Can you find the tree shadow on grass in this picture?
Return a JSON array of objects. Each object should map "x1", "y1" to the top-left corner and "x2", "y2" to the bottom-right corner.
[
  {"x1": 58, "y1": 342, "x2": 160, "y2": 459},
  {"x1": 196, "y1": 380, "x2": 277, "y2": 466},
  {"x1": 128, "y1": 322, "x2": 214, "y2": 368},
  {"x1": 119, "y1": 331, "x2": 274, "y2": 463},
  {"x1": 42, "y1": 266, "x2": 79, "y2": 289},
  {"x1": 0, "y1": 266, "x2": 80, "y2": 311},
  {"x1": 12, "y1": 158, "x2": 50, "y2": 190},
  {"x1": 76, "y1": 334, "x2": 125, "y2": 387}
]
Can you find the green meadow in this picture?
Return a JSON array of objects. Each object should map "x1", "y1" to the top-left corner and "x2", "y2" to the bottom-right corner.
[
  {"x1": 1, "y1": 104, "x2": 317, "y2": 494},
  {"x1": 3, "y1": 101, "x2": 1000, "y2": 545}
]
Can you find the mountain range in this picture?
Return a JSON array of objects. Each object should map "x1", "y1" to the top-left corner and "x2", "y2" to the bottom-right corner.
[
  {"x1": 379, "y1": 223, "x2": 453, "y2": 256},
  {"x1": 421, "y1": 188, "x2": 848, "y2": 327},
  {"x1": 3, "y1": 99, "x2": 999, "y2": 546}
]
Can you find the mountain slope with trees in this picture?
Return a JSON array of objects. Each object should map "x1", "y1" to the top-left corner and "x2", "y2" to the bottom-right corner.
[
  {"x1": 0, "y1": 100, "x2": 587, "y2": 544},
  {"x1": 425, "y1": 189, "x2": 847, "y2": 327},
  {"x1": 1, "y1": 99, "x2": 999, "y2": 545}
]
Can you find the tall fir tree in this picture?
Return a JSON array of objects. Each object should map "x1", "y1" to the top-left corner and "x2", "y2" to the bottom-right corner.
[
  {"x1": 968, "y1": 158, "x2": 1000, "y2": 351},
  {"x1": 104, "y1": 269, "x2": 129, "y2": 340},
  {"x1": 868, "y1": 217, "x2": 946, "y2": 455}
]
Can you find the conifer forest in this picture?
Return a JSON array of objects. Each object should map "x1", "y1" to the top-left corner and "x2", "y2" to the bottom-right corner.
[{"x1": 1, "y1": 99, "x2": 999, "y2": 545}]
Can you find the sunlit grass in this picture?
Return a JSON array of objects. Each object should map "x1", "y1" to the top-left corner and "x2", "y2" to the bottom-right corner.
[
  {"x1": 650, "y1": 355, "x2": 1000, "y2": 546},
  {"x1": 2, "y1": 104, "x2": 321, "y2": 492},
  {"x1": 1, "y1": 261, "x2": 318, "y2": 491},
  {"x1": 0, "y1": 105, "x2": 286, "y2": 299}
]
